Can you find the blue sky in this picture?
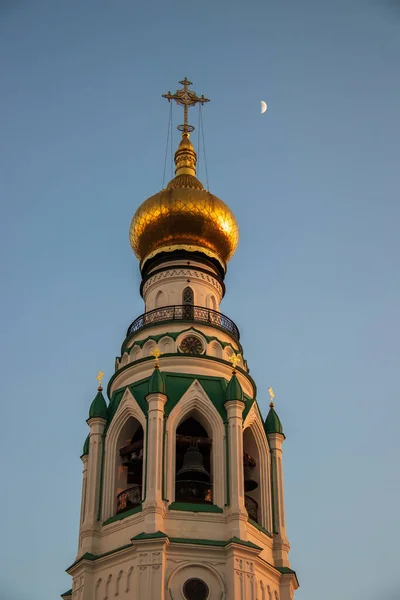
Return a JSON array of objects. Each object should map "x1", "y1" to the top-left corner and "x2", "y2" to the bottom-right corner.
[{"x1": 1, "y1": 1, "x2": 399, "y2": 599}]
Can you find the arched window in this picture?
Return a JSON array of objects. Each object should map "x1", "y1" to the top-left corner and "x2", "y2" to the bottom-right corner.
[
  {"x1": 182, "y1": 287, "x2": 194, "y2": 319},
  {"x1": 115, "y1": 418, "x2": 144, "y2": 514},
  {"x1": 155, "y1": 290, "x2": 166, "y2": 308},
  {"x1": 243, "y1": 427, "x2": 261, "y2": 523},
  {"x1": 175, "y1": 417, "x2": 212, "y2": 505}
]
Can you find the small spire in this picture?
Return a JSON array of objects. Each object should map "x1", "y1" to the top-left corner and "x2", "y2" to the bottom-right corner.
[
  {"x1": 151, "y1": 346, "x2": 162, "y2": 368},
  {"x1": 96, "y1": 370, "x2": 104, "y2": 392}
]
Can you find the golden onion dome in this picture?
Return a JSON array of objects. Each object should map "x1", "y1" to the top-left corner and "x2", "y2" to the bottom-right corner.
[{"x1": 129, "y1": 133, "x2": 239, "y2": 270}]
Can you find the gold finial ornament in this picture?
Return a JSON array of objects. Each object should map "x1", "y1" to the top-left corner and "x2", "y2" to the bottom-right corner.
[
  {"x1": 162, "y1": 77, "x2": 210, "y2": 135},
  {"x1": 129, "y1": 78, "x2": 239, "y2": 270},
  {"x1": 151, "y1": 346, "x2": 162, "y2": 368},
  {"x1": 268, "y1": 387, "x2": 275, "y2": 407},
  {"x1": 229, "y1": 353, "x2": 241, "y2": 373},
  {"x1": 96, "y1": 370, "x2": 105, "y2": 391}
]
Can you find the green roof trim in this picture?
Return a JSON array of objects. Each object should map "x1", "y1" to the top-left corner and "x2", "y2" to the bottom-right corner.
[
  {"x1": 66, "y1": 544, "x2": 132, "y2": 571},
  {"x1": 265, "y1": 406, "x2": 284, "y2": 435},
  {"x1": 82, "y1": 434, "x2": 90, "y2": 456},
  {"x1": 229, "y1": 536, "x2": 263, "y2": 550},
  {"x1": 88, "y1": 390, "x2": 108, "y2": 420},
  {"x1": 148, "y1": 367, "x2": 166, "y2": 394},
  {"x1": 122, "y1": 326, "x2": 243, "y2": 355},
  {"x1": 225, "y1": 373, "x2": 244, "y2": 401},
  {"x1": 170, "y1": 537, "x2": 226, "y2": 546},
  {"x1": 102, "y1": 503, "x2": 142, "y2": 526},
  {"x1": 107, "y1": 371, "x2": 255, "y2": 427},
  {"x1": 107, "y1": 353, "x2": 257, "y2": 400},
  {"x1": 168, "y1": 501, "x2": 223, "y2": 513},
  {"x1": 61, "y1": 590, "x2": 72, "y2": 599},
  {"x1": 131, "y1": 530, "x2": 167, "y2": 540},
  {"x1": 248, "y1": 518, "x2": 273, "y2": 538}
]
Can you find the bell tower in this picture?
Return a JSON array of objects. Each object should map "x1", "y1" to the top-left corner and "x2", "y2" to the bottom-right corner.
[{"x1": 61, "y1": 79, "x2": 299, "y2": 600}]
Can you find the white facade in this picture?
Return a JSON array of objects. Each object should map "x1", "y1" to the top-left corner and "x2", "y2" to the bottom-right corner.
[{"x1": 63, "y1": 258, "x2": 298, "y2": 600}]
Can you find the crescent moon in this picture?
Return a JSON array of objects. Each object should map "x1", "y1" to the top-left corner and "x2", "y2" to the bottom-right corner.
[{"x1": 261, "y1": 101, "x2": 267, "y2": 114}]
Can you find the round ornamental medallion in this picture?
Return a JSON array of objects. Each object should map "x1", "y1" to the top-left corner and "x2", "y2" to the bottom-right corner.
[
  {"x1": 179, "y1": 335, "x2": 204, "y2": 355},
  {"x1": 183, "y1": 578, "x2": 209, "y2": 600}
]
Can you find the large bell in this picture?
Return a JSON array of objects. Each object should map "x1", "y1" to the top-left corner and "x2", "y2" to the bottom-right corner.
[
  {"x1": 176, "y1": 446, "x2": 210, "y2": 482},
  {"x1": 244, "y1": 465, "x2": 258, "y2": 492}
]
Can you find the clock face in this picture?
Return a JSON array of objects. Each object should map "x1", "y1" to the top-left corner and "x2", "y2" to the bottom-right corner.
[{"x1": 180, "y1": 335, "x2": 204, "y2": 355}]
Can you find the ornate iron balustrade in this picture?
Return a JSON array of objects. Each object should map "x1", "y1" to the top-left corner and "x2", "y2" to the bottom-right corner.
[
  {"x1": 116, "y1": 484, "x2": 142, "y2": 514},
  {"x1": 175, "y1": 479, "x2": 213, "y2": 504},
  {"x1": 126, "y1": 305, "x2": 240, "y2": 341},
  {"x1": 245, "y1": 494, "x2": 258, "y2": 522}
]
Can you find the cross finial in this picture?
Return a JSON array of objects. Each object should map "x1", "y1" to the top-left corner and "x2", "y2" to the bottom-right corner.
[
  {"x1": 229, "y1": 352, "x2": 241, "y2": 374},
  {"x1": 268, "y1": 387, "x2": 275, "y2": 407},
  {"x1": 151, "y1": 346, "x2": 162, "y2": 368},
  {"x1": 162, "y1": 78, "x2": 210, "y2": 135},
  {"x1": 96, "y1": 370, "x2": 105, "y2": 391}
]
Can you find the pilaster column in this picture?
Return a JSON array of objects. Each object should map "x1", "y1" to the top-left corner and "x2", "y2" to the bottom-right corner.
[
  {"x1": 225, "y1": 399, "x2": 248, "y2": 540},
  {"x1": 143, "y1": 391, "x2": 167, "y2": 532},
  {"x1": 81, "y1": 416, "x2": 106, "y2": 552},
  {"x1": 77, "y1": 454, "x2": 89, "y2": 553},
  {"x1": 268, "y1": 432, "x2": 290, "y2": 566}
]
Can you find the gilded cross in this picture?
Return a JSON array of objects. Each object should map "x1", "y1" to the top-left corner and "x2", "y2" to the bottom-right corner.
[
  {"x1": 151, "y1": 346, "x2": 162, "y2": 367},
  {"x1": 162, "y1": 77, "x2": 210, "y2": 134},
  {"x1": 229, "y1": 352, "x2": 241, "y2": 372},
  {"x1": 268, "y1": 387, "x2": 275, "y2": 406},
  {"x1": 96, "y1": 370, "x2": 105, "y2": 389}
]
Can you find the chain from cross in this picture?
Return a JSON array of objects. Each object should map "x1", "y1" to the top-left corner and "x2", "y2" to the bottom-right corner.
[
  {"x1": 162, "y1": 77, "x2": 210, "y2": 134},
  {"x1": 151, "y1": 346, "x2": 162, "y2": 367}
]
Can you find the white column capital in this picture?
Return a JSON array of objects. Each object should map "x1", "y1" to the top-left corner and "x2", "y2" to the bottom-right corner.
[
  {"x1": 87, "y1": 416, "x2": 107, "y2": 434},
  {"x1": 224, "y1": 399, "x2": 246, "y2": 417},
  {"x1": 146, "y1": 392, "x2": 167, "y2": 411},
  {"x1": 267, "y1": 432, "x2": 285, "y2": 451}
]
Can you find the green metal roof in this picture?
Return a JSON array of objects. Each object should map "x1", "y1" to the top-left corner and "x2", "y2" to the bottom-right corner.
[
  {"x1": 88, "y1": 389, "x2": 108, "y2": 420},
  {"x1": 225, "y1": 373, "x2": 244, "y2": 401},
  {"x1": 148, "y1": 367, "x2": 166, "y2": 394},
  {"x1": 264, "y1": 405, "x2": 284, "y2": 435},
  {"x1": 82, "y1": 434, "x2": 90, "y2": 456}
]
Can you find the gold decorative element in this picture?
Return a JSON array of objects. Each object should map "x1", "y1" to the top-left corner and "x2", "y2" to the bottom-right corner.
[
  {"x1": 130, "y1": 188, "x2": 239, "y2": 267},
  {"x1": 151, "y1": 346, "x2": 162, "y2": 368},
  {"x1": 96, "y1": 370, "x2": 104, "y2": 391},
  {"x1": 268, "y1": 387, "x2": 275, "y2": 407},
  {"x1": 162, "y1": 77, "x2": 209, "y2": 135},
  {"x1": 229, "y1": 353, "x2": 241, "y2": 373},
  {"x1": 129, "y1": 78, "x2": 239, "y2": 268}
]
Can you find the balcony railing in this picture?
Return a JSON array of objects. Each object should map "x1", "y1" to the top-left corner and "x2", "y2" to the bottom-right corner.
[
  {"x1": 126, "y1": 305, "x2": 240, "y2": 342},
  {"x1": 175, "y1": 479, "x2": 213, "y2": 504},
  {"x1": 116, "y1": 484, "x2": 142, "y2": 514},
  {"x1": 245, "y1": 494, "x2": 258, "y2": 522}
]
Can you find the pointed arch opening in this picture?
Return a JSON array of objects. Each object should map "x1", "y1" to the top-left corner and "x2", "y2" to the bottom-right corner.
[
  {"x1": 175, "y1": 415, "x2": 213, "y2": 505},
  {"x1": 115, "y1": 416, "x2": 144, "y2": 515},
  {"x1": 243, "y1": 427, "x2": 261, "y2": 523}
]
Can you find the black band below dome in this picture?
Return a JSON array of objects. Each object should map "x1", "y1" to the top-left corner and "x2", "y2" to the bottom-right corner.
[{"x1": 139, "y1": 249, "x2": 226, "y2": 298}]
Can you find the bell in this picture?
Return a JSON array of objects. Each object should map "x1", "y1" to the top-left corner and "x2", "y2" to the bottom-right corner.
[
  {"x1": 244, "y1": 466, "x2": 258, "y2": 492},
  {"x1": 176, "y1": 446, "x2": 210, "y2": 482}
]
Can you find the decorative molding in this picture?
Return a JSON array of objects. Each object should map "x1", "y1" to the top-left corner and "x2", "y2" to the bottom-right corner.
[{"x1": 143, "y1": 268, "x2": 223, "y2": 296}]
